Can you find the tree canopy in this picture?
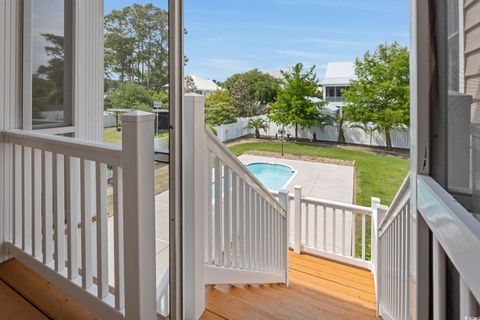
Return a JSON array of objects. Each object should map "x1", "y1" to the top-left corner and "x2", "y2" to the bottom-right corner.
[
  {"x1": 204, "y1": 91, "x2": 238, "y2": 126},
  {"x1": 104, "y1": 82, "x2": 153, "y2": 110},
  {"x1": 268, "y1": 63, "x2": 324, "y2": 140},
  {"x1": 343, "y1": 42, "x2": 409, "y2": 150},
  {"x1": 104, "y1": 3, "x2": 169, "y2": 89},
  {"x1": 223, "y1": 69, "x2": 279, "y2": 117}
]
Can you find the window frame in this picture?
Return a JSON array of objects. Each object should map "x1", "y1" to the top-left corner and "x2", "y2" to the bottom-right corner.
[{"x1": 23, "y1": 0, "x2": 75, "y2": 134}]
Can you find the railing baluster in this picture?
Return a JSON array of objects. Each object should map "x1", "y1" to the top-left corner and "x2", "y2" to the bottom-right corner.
[
  {"x1": 351, "y1": 212, "x2": 356, "y2": 258},
  {"x1": 239, "y1": 179, "x2": 244, "y2": 269},
  {"x1": 341, "y1": 210, "x2": 345, "y2": 256},
  {"x1": 361, "y1": 213, "x2": 366, "y2": 261},
  {"x1": 246, "y1": 185, "x2": 251, "y2": 269},
  {"x1": 54, "y1": 153, "x2": 66, "y2": 272},
  {"x1": 204, "y1": 150, "x2": 212, "y2": 264},
  {"x1": 12, "y1": 144, "x2": 18, "y2": 246},
  {"x1": 305, "y1": 203, "x2": 309, "y2": 247},
  {"x1": 113, "y1": 166, "x2": 124, "y2": 310},
  {"x1": 223, "y1": 165, "x2": 231, "y2": 267},
  {"x1": 65, "y1": 156, "x2": 78, "y2": 280},
  {"x1": 80, "y1": 159, "x2": 93, "y2": 289},
  {"x1": 214, "y1": 157, "x2": 222, "y2": 266},
  {"x1": 314, "y1": 205, "x2": 318, "y2": 249},
  {"x1": 32, "y1": 149, "x2": 41, "y2": 258},
  {"x1": 232, "y1": 173, "x2": 238, "y2": 268},
  {"x1": 255, "y1": 193, "x2": 260, "y2": 270},
  {"x1": 96, "y1": 162, "x2": 108, "y2": 298},
  {"x1": 332, "y1": 208, "x2": 336, "y2": 254},
  {"x1": 42, "y1": 151, "x2": 53, "y2": 264},
  {"x1": 23, "y1": 147, "x2": 32, "y2": 252},
  {"x1": 322, "y1": 206, "x2": 326, "y2": 251}
]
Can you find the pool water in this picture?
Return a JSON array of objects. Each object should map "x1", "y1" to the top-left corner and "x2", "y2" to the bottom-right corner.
[{"x1": 246, "y1": 162, "x2": 295, "y2": 192}]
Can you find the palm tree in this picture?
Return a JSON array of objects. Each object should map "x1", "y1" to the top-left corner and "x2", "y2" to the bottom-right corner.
[
  {"x1": 246, "y1": 118, "x2": 269, "y2": 139},
  {"x1": 318, "y1": 111, "x2": 348, "y2": 144}
]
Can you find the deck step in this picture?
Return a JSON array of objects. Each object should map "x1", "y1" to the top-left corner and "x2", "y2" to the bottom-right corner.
[{"x1": 0, "y1": 259, "x2": 99, "y2": 320}]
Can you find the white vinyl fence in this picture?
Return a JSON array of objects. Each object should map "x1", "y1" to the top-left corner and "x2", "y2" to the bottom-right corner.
[
  {"x1": 214, "y1": 116, "x2": 410, "y2": 149},
  {"x1": 104, "y1": 112, "x2": 117, "y2": 128}
]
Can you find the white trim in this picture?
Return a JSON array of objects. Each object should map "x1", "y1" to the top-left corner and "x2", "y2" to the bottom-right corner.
[
  {"x1": 204, "y1": 265, "x2": 285, "y2": 285},
  {"x1": 417, "y1": 175, "x2": 480, "y2": 302},
  {"x1": 22, "y1": 0, "x2": 32, "y2": 131},
  {"x1": 7, "y1": 243, "x2": 124, "y2": 320}
]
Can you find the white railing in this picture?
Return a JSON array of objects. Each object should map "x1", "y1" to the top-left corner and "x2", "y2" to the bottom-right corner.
[
  {"x1": 2, "y1": 112, "x2": 157, "y2": 320},
  {"x1": 374, "y1": 176, "x2": 409, "y2": 320},
  {"x1": 204, "y1": 128, "x2": 289, "y2": 284},
  {"x1": 273, "y1": 186, "x2": 377, "y2": 270},
  {"x1": 156, "y1": 268, "x2": 169, "y2": 317}
]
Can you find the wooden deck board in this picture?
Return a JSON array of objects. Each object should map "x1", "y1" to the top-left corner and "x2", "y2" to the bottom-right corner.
[
  {"x1": 0, "y1": 280, "x2": 48, "y2": 320},
  {"x1": 202, "y1": 252, "x2": 378, "y2": 319},
  {"x1": 0, "y1": 259, "x2": 99, "y2": 320}
]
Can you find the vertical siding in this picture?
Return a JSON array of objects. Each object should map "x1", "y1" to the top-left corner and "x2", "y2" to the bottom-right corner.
[
  {"x1": 465, "y1": 0, "x2": 480, "y2": 122},
  {"x1": 0, "y1": 0, "x2": 23, "y2": 262},
  {"x1": 74, "y1": 0, "x2": 104, "y2": 141}
]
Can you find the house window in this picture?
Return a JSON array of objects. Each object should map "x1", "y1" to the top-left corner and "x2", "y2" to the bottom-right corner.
[
  {"x1": 25, "y1": 0, "x2": 73, "y2": 130},
  {"x1": 327, "y1": 87, "x2": 335, "y2": 97}
]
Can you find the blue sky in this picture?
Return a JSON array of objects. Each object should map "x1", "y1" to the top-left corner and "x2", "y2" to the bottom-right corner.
[{"x1": 105, "y1": 0, "x2": 409, "y2": 81}]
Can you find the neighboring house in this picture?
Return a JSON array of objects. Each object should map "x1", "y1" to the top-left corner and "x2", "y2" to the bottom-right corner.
[
  {"x1": 188, "y1": 74, "x2": 219, "y2": 97},
  {"x1": 320, "y1": 61, "x2": 356, "y2": 113},
  {"x1": 0, "y1": 1, "x2": 479, "y2": 320}
]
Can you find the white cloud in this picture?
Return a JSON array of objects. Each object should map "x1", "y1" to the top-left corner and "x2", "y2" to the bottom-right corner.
[{"x1": 294, "y1": 37, "x2": 377, "y2": 48}]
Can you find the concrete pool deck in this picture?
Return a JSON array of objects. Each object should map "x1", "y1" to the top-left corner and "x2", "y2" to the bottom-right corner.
[{"x1": 238, "y1": 154, "x2": 355, "y2": 203}]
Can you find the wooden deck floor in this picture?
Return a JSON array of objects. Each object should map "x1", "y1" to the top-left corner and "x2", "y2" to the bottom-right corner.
[
  {"x1": 203, "y1": 251, "x2": 378, "y2": 320},
  {"x1": 0, "y1": 259, "x2": 99, "y2": 320}
]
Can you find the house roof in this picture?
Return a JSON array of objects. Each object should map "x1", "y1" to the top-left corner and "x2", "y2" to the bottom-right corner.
[
  {"x1": 189, "y1": 75, "x2": 219, "y2": 92},
  {"x1": 321, "y1": 61, "x2": 356, "y2": 86}
]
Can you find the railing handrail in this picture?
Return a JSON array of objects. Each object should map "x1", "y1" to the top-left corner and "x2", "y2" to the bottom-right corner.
[
  {"x1": 205, "y1": 127, "x2": 286, "y2": 216},
  {"x1": 301, "y1": 196, "x2": 372, "y2": 215},
  {"x1": 2, "y1": 129, "x2": 123, "y2": 166},
  {"x1": 378, "y1": 174, "x2": 410, "y2": 232}
]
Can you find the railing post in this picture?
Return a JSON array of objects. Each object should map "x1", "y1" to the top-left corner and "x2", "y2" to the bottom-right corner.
[
  {"x1": 279, "y1": 189, "x2": 289, "y2": 285},
  {"x1": 122, "y1": 111, "x2": 156, "y2": 320},
  {"x1": 183, "y1": 94, "x2": 206, "y2": 319},
  {"x1": 371, "y1": 197, "x2": 381, "y2": 316},
  {"x1": 294, "y1": 186, "x2": 302, "y2": 254}
]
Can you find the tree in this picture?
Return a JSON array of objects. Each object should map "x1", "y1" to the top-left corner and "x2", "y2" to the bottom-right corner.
[
  {"x1": 185, "y1": 75, "x2": 197, "y2": 93},
  {"x1": 104, "y1": 82, "x2": 153, "y2": 110},
  {"x1": 268, "y1": 63, "x2": 324, "y2": 140},
  {"x1": 104, "y1": 4, "x2": 171, "y2": 89},
  {"x1": 318, "y1": 111, "x2": 348, "y2": 144},
  {"x1": 343, "y1": 42, "x2": 409, "y2": 150},
  {"x1": 205, "y1": 102, "x2": 238, "y2": 126},
  {"x1": 223, "y1": 69, "x2": 279, "y2": 117},
  {"x1": 246, "y1": 118, "x2": 269, "y2": 139}
]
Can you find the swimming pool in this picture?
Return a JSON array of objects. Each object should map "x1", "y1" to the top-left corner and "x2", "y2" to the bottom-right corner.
[{"x1": 246, "y1": 162, "x2": 296, "y2": 192}]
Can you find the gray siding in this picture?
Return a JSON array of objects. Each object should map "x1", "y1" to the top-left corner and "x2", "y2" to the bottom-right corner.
[
  {"x1": 0, "y1": 0, "x2": 23, "y2": 262},
  {"x1": 465, "y1": 0, "x2": 480, "y2": 122}
]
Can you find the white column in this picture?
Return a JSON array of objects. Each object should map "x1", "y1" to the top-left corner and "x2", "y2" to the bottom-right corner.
[
  {"x1": 183, "y1": 94, "x2": 206, "y2": 319},
  {"x1": 122, "y1": 111, "x2": 156, "y2": 320},
  {"x1": 294, "y1": 186, "x2": 302, "y2": 254},
  {"x1": 432, "y1": 237, "x2": 446, "y2": 320}
]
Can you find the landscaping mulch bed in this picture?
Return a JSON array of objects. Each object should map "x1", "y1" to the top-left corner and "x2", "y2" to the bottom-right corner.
[{"x1": 244, "y1": 150, "x2": 355, "y2": 167}]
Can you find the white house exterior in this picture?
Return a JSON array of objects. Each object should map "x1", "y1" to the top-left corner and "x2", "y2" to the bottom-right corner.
[
  {"x1": 321, "y1": 61, "x2": 356, "y2": 112},
  {"x1": 189, "y1": 75, "x2": 219, "y2": 97}
]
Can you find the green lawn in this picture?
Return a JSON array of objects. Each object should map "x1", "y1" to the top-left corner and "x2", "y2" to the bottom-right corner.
[
  {"x1": 229, "y1": 141, "x2": 409, "y2": 207},
  {"x1": 103, "y1": 127, "x2": 168, "y2": 145},
  {"x1": 230, "y1": 141, "x2": 410, "y2": 260}
]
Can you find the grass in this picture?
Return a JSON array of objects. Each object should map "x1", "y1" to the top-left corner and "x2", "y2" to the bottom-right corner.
[
  {"x1": 103, "y1": 127, "x2": 168, "y2": 145},
  {"x1": 229, "y1": 141, "x2": 410, "y2": 260},
  {"x1": 229, "y1": 141, "x2": 409, "y2": 207}
]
